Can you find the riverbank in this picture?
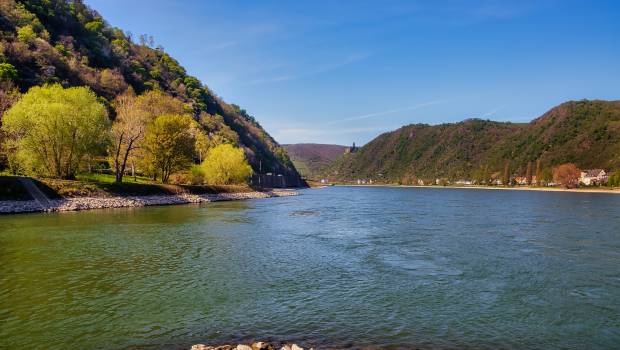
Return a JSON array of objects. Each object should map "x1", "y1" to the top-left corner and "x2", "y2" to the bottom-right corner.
[
  {"x1": 0, "y1": 189, "x2": 298, "y2": 214},
  {"x1": 191, "y1": 342, "x2": 307, "y2": 350},
  {"x1": 339, "y1": 184, "x2": 620, "y2": 194}
]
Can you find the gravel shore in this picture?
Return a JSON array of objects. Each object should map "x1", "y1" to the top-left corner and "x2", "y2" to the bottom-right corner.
[
  {"x1": 0, "y1": 189, "x2": 298, "y2": 214},
  {"x1": 191, "y1": 342, "x2": 308, "y2": 350}
]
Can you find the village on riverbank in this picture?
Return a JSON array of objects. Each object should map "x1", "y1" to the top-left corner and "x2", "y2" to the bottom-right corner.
[{"x1": 317, "y1": 165, "x2": 620, "y2": 193}]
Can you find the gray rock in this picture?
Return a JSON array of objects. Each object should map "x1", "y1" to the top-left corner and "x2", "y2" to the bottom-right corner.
[{"x1": 191, "y1": 345, "x2": 213, "y2": 350}]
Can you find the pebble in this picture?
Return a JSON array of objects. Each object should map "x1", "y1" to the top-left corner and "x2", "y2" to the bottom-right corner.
[
  {"x1": 191, "y1": 343, "x2": 303, "y2": 350},
  {"x1": 0, "y1": 190, "x2": 299, "y2": 214}
]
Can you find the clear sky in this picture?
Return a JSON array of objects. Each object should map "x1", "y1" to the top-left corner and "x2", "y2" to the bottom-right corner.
[{"x1": 86, "y1": 0, "x2": 619, "y2": 146}]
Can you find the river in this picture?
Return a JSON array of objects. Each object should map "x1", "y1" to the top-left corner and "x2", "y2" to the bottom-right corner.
[{"x1": 1, "y1": 186, "x2": 620, "y2": 349}]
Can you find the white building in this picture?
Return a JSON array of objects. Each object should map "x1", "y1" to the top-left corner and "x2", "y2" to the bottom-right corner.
[{"x1": 580, "y1": 169, "x2": 607, "y2": 186}]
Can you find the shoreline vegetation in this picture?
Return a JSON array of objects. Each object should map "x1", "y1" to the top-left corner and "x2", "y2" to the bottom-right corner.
[
  {"x1": 336, "y1": 183, "x2": 620, "y2": 194},
  {"x1": 0, "y1": 175, "x2": 298, "y2": 214}
]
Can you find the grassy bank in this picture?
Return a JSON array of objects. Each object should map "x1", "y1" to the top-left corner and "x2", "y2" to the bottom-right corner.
[{"x1": 0, "y1": 173, "x2": 256, "y2": 200}]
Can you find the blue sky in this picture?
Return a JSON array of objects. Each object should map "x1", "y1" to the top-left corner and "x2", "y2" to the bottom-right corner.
[{"x1": 86, "y1": 0, "x2": 620, "y2": 145}]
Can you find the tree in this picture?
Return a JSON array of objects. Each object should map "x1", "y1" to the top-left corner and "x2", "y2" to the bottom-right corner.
[
  {"x1": 535, "y1": 159, "x2": 542, "y2": 186},
  {"x1": 0, "y1": 83, "x2": 20, "y2": 171},
  {"x1": 525, "y1": 161, "x2": 533, "y2": 185},
  {"x1": 109, "y1": 90, "x2": 147, "y2": 182},
  {"x1": 608, "y1": 172, "x2": 620, "y2": 187},
  {"x1": 137, "y1": 90, "x2": 187, "y2": 119},
  {"x1": 16, "y1": 25, "x2": 36, "y2": 44},
  {"x1": 502, "y1": 160, "x2": 510, "y2": 186},
  {"x1": 472, "y1": 165, "x2": 490, "y2": 185},
  {"x1": 2, "y1": 84, "x2": 109, "y2": 178},
  {"x1": 144, "y1": 114, "x2": 195, "y2": 183},
  {"x1": 0, "y1": 63, "x2": 18, "y2": 83},
  {"x1": 540, "y1": 167, "x2": 553, "y2": 186},
  {"x1": 202, "y1": 144, "x2": 253, "y2": 185},
  {"x1": 110, "y1": 90, "x2": 188, "y2": 182},
  {"x1": 553, "y1": 163, "x2": 580, "y2": 189}
]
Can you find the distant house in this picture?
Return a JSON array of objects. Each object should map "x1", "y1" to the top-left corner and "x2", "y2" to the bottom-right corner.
[
  {"x1": 514, "y1": 176, "x2": 527, "y2": 185},
  {"x1": 455, "y1": 180, "x2": 472, "y2": 185},
  {"x1": 580, "y1": 169, "x2": 608, "y2": 185}
]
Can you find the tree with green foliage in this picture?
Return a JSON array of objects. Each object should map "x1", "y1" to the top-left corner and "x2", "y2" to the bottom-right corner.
[
  {"x1": 525, "y1": 161, "x2": 533, "y2": 185},
  {"x1": 109, "y1": 90, "x2": 188, "y2": 182},
  {"x1": 16, "y1": 25, "x2": 36, "y2": 44},
  {"x1": 0, "y1": 63, "x2": 18, "y2": 82},
  {"x1": 608, "y1": 171, "x2": 620, "y2": 187},
  {"x1": 502, "y1": 160, "x2": 511, "y2": 186},
  {"x1": 2, "y1": 84, "x2": 109, "y2": 178},
  {"x1": 539, "y1": 167, "x2": 553, "y2": 186},
  {"x1": 144, "y1": 114, "x2": 195, "y2": 183},
  {"x1": 472, "y1": 165, "x2": 490, "y2": 185},
  {"x1": 202, "y1": 144, "x2": 253, "y2": 185},
  {"x1": 0, "y1": 83, "x2": 20, "y2": 171}
]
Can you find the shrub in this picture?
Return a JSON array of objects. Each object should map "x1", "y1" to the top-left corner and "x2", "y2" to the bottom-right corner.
[
  {"x1": 202, "y1": 144, "x2": 253, "y2": 185},
  {"x1": 190, "y1": 165, "x2": 205, "y2": 185}
]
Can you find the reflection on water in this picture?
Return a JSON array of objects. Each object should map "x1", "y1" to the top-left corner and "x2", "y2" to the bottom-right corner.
[{"x1": 1, "y1": 187, "x2": 620, "y2": 350}]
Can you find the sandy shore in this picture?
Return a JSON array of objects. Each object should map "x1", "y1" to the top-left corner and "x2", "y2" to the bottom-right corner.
[
  {"x1": 0, "y1": 189, "x2": 299, "y2": 214},
  {"x1": 339, "y1": 184, "x2": 620, "y2": 194}
]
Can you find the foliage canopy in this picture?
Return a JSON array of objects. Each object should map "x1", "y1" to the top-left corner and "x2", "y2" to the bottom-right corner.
[
  {"x1": 2, "y1": 84, "x2": 109, "y2": 178},
  {"x1": 202, "y1": 144, "x2": 253, "y2": 185}
]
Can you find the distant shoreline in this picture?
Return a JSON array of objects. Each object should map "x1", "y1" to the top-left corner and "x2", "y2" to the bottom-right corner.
[{"x1": 336, "y1": 184, "x2": 620, "y2": 194}]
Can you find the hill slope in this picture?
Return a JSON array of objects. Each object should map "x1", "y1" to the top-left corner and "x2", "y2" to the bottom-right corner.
[
  {"x1": 283, "y1": 143, "x2": 347, "y2": 178},
  {"x1": 0, "y1": 0, "x2": 299, "y2": 178},
  {"x1": 323, "y1": 100, "x2": 620, "y2": 183}
]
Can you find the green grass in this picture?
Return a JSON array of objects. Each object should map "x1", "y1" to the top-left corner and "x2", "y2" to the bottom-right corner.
[
  {"x1": 0, "y1": 172, "x2": 256, "y2": 200},
  {"x1": 76, "y1": 173, "x2": 153, "y2": 184},
  {"x1": 37, "y1": 173, "x2": 254, "y2": 198}
]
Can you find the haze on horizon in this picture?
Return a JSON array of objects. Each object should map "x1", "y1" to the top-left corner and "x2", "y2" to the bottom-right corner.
[{"x1": 86, "y1": 0, "x2": 620, "y2": 146}]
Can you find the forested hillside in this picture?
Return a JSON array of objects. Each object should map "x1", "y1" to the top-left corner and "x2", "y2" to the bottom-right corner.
[
  {"x1": 283, "y1": 143, "x2": 347, "y2": 179},
  {"x1": 0, "y1": 0, "x2": 298, "y2": 179},
  {"x1": 323, "y1": 100, "x2": 620, "y2": 184}
]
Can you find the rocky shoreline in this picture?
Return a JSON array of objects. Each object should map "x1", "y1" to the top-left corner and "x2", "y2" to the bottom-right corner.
[
  {"x1": 191, "y1": 342, "x2": 308, "y2": 350},
  {"x1": 0, "y1": 189, "x2": 298, "y2": 214}
]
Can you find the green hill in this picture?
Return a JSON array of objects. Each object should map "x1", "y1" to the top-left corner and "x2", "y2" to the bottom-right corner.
[
  {"x1": 323, "y1": 100, "x2": 620, "y2": 183},
  {"x1": 282, "y1": 143, "x2": 348, "y2": 179},
  {"x1": 0, "y1": 0, "x2": 298, "y2": 178}
]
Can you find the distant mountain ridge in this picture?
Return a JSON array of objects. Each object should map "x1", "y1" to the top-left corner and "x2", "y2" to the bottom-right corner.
[
  {"x1": 322, "y1": 100, "x2": 620, "y2": 183},
  {"x1": 283, "y1": 143, "x2": 348, "y2": 179}
]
